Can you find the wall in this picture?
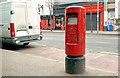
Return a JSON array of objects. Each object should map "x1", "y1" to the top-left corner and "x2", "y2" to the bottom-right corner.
[
  {"x1": 104, "y1": 0, "x2": 108, "y2": 26},
  {"x1": 107, "y1": 3, "x2": 115, "y2": 9},
  {"x1": 108, "y1": 11, "x2": 115, "y2": 19},
  {"x1": 118, "y1": 0, "x2": 120, "y2": 18},
  {"x1": 54, "y1": 0, "x2": 97, "y2": 4},
  {"x1": 115, "y1": 0, "x2": 118, "y2": 18}
]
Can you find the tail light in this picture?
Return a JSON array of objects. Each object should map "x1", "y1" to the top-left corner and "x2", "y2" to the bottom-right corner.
[
  {"x1": 10, "y1": 23, "x2": 15, "y2": 37},
  {"x1": 40, "y1": 22, "x2": 42, "y2": 34}
]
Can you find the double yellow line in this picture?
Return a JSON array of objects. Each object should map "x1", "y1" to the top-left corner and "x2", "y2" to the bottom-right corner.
[{"x1": 100, "y1": 52, "x2": 119, "y2": 57}]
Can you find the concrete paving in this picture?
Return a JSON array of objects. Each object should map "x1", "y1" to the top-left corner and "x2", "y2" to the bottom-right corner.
[{"x1": 1, "y1": 46, "x2": 118, "y2": 76}]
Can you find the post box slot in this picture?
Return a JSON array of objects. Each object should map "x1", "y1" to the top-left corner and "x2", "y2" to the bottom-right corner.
[{"x1": 67, "y1": 13, "x2": 78, "y2": 16}]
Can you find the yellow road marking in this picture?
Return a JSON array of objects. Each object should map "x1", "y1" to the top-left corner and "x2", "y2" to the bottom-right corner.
[
  {"x1": 94, "y1": 54, "x2": 106, "y2": 59},
  {"x1": 100, "y1": 52, "x2": 119, "y2": 57},
  {"x1": 100, "y1": 52, "x2": 118, "y2": 55}
]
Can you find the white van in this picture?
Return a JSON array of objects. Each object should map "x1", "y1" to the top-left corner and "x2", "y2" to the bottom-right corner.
[{"x1": 0, "y1": 1, "x2": 42, "y2": 45}]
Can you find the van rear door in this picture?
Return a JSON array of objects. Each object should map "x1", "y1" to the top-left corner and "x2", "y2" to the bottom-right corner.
[
  {"x1": 27, "y1": 3, "x2": 39, "y2": 35},
  {"x1": 13, "y1": 2, "x2": 39, "y2": 37},
  {"x1": 13, "y1": 2, "x2": 28, "y2": 37}
]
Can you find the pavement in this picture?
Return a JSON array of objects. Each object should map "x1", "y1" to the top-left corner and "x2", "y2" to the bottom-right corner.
[
  {"x1": 41, "y1": 30, "x2": 119, "y2": 35},
  {"x1": 1, "y1": 45, "x2": 118, "y2": 76}
]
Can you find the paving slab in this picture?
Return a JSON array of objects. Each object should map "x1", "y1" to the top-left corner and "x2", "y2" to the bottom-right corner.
[
  {"x1": 1, "y1": 49, "x2": 118, "y2": 76},
  {"x1": 8, "y1": 44, "x2": 118, "y2": 73}
]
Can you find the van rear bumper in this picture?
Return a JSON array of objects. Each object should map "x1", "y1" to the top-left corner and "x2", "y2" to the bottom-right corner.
[{"x1": 1, "y1": 34, "x2": 43, "y2": 45}]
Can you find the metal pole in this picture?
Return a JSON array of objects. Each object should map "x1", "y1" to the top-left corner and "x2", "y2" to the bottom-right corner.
[
  {"x1": 90, "y1": 2, "x2": 93, "y2": 33},
  {"x1": 97, "y1": 0, "x2": 99, "y2": 34}
]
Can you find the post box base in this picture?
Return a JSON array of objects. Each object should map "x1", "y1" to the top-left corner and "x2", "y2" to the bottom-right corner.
[{"x1": 65, "y1": 55, "x2": 85, "y2": 74}]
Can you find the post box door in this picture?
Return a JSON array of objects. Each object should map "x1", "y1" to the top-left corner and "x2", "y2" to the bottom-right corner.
[{"x1": 66, "y1": 13, "x2": 78, "y2": 44}]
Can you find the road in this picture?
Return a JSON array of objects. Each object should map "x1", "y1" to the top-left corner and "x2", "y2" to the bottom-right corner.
[
  {"x1": 39, "y1": 32, "x2": 118, "y2": 53},
  {"x1": 1, "y1": 32, "x2": 118, "y2": 54}
]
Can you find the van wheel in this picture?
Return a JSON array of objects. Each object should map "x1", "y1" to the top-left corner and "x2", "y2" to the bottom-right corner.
[{"x1": 24, "y1": 43, "x2": 29, "y2": 45}]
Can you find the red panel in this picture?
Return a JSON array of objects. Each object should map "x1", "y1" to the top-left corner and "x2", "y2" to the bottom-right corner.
[
  {"x1": 81, "y1": 8, "x2": 86, "y2": 55},
  {"x1": 10, "y1": 23, "x2": 15, "y2": 37},
  {"x1": 83, "y1": 4, "x2": 103, "y2": 13},
  {"x1": 100, "y1": 12, "x2": 104, "y2": 31},
  {"x1": 51, "y1": 20, "x2": 53, "y2": 28},
  {"x1": 46, "y1": 20, "x2": 49, "y2": 29},
  {"x1": 41, "y1": 20, "x2": 44, "y2": 29},
  {"x1": 82, "y1": 4, "x2": 104, "y2": 31},
  {"x1": 41, "y1": 19, "x2": 55, "y2": 30},
  {"x1": 41, "y1": 19, "x2": 50, "y2": 29},
  {"x1": 40, "y1": 22, "x2": 42, "y2": 34},
  {"x1": 53, "y1": 16, "x2": 56, "y2": 29}
]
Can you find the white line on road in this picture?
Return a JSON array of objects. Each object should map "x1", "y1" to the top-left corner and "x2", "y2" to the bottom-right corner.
[
  {"x1": 105, "y1": 38, "x2": 118, "y2": 40},
  {"x1": 87, "y1": 37, "x2": 118, "y2": 40},
  {"x1": 96, "y1": 42, "x2": 111, "y2": 44}
]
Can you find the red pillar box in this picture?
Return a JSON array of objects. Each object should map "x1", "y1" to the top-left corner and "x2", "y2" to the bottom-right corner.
[
  {"x1": 65, "y1": 6, "x2": 86, "y2": 74},
  {"x1": 65, "y1": 6, "x2": 86, "y2": 56}
]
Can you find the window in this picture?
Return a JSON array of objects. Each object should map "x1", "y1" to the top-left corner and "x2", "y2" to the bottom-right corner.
[
  {"x1": 56, "y1": 19, "x2": 61, "y2": 26},
  {"x1": 68, "y1": 17, "x2": 78, "y2": 25},
  {"x1": 48, "y1": 19, "x2": 51, "y2": 26}
]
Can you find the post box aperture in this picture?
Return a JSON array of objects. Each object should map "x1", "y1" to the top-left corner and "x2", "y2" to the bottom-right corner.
[
  {"x1": 65, "y1": 6, "x2": 86, "y2": 56},
  {"x1": 68, "y1": 17, "x2": 78, "y2": 25},
  {"x1": 67, "y1": 13, "x2": 78, "y2": 25}
]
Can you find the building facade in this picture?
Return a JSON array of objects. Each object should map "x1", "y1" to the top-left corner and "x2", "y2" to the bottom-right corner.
[
  {"x1": 1, "y1": 0, "x2": 119, "y2": 31},
  {"x1": 41, "y1": 1, "x2": 104, "y2": 31},
  {"x1": 41, "y1": 0, "x2": 120, "y2": 31},
  {"x1": 54, "y1": 3, "x2": 104, "y2": 31},
  {"x1": 106, "y1": 0, "x2": 120, "y2": 31}
]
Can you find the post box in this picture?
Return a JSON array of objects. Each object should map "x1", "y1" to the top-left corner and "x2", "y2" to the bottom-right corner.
[
  {"x1": 65, "y1": 6, "x2": 86, "y2": 56},
  {"x1": 65, "y1": 6, "x2": 86, "y2": 74}
]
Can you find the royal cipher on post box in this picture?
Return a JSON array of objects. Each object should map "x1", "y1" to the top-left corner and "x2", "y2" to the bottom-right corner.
[{"x1": 65, "y1": 6, "x2": 86, "y2": 56}]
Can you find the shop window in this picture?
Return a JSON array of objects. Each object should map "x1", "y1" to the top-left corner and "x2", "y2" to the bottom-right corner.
[
  {"x1": 48, "y1": 19, "x2": 51, "y2": 26},
  {"x1": 56, "y1": 19, "x2": 61, "y2": 26},
  {"x1": 115, "y1": 19, "x2": 120, "y2": 26}
]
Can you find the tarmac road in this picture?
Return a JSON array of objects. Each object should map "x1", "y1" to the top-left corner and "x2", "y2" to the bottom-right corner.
[
  {"x1": 39, "y1": 32, "x2": 118, "y2": 54},
  {"x1": 1, "y1": 32, "x2": 118, "y2": 54}
]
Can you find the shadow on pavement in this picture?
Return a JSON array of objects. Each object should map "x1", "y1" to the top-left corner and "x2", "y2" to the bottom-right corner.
[{"x1": 0, "y1": 43, "x2": 35, "y2": 51}]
